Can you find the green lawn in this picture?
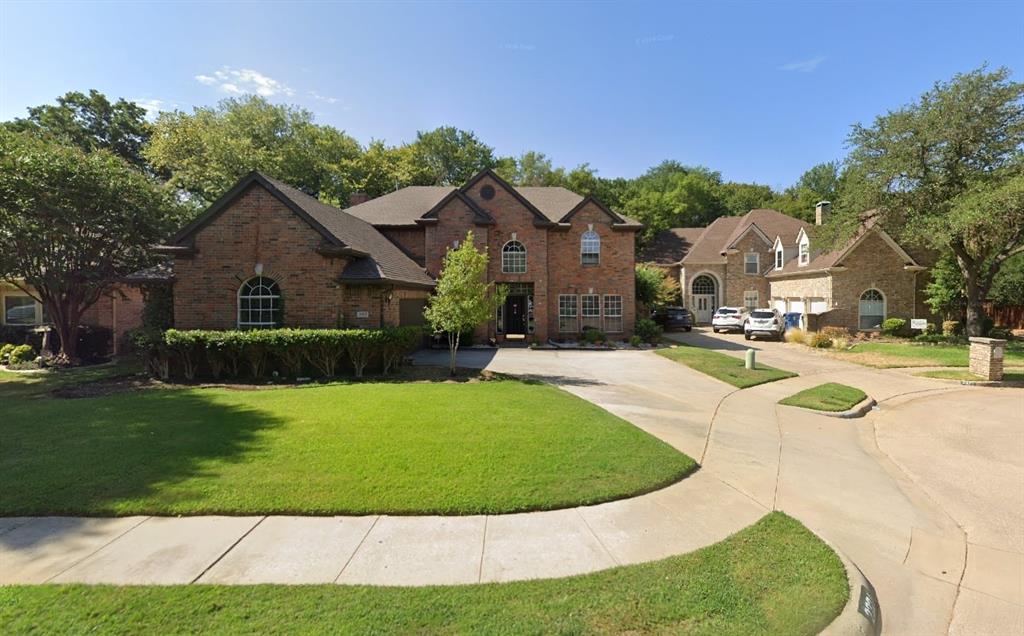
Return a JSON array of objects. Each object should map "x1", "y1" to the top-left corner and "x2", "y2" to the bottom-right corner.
[
  {"x1": 0, "y1": 513, "x2": 847, "y2": 635},
  {"x1": 0, "y1": 366, "x2": 695, "y2": 516},
  {"x1": 779, "y1": 383, "x2": 868, "y2": 412},
  {"x1": 832, "y1": 341, "x2": 1024, "y2": 368},
  {"x1": 916, "y1": 369, "x2": 1024, "y2": 382},
  {"x1": 657, "y1": 344, "x2": 797, "y2": 388}
]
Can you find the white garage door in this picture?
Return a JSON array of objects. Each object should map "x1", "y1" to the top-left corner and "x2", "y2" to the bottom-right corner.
[
  {"x1": 809, "y1": 297, "x2": 828, "y2": 314},
  {"x1": 773, "y1": 298, "x2": 787, "y2": 313},
  {"x1": 787, "y1": 298, "x2": 805, "y2": 313}
]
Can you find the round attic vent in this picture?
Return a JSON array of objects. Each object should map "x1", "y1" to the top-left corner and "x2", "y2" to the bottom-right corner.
[{"x1": 480, "y1": 184, "x2": 496, "y2": 200}]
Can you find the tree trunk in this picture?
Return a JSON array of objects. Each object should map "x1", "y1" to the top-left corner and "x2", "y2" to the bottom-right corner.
[
  {"x1": 448, "y1": 332, "x2": 460, "y2": 376},
  {"x1": 54, "y1": 316, "x2": 80, "y2": 365},
  {"x1": 963, "y1": 274, "x2": 988, "y2": 337}
]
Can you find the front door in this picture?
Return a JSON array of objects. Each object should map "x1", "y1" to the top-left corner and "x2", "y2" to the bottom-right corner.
[
  {"x1": 693, "y1": 295, "x2": 715, "y2": 324},
  {"x1": 505, "y1": 295, "x2": 526, "y2": 335}
]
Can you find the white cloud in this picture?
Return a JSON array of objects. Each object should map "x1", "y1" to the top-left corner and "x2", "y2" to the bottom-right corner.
[
  {"x1": 133, "y1": 98, "x2": 163, "y2": 117},
  {"x1": 779, "y1": 56, "x2": 826, "y2": 73},
  {"x1": 194, "y1": 66, "x2": 295, "y2": 97},
  {"x1": 308, "y1": 90, "x2": 339, "y2": 104}
]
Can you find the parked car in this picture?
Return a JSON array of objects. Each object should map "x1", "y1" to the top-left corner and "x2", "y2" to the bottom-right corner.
[
  {"x1": 652, "y1": 306, "x2": 693, "y2": 332},
  {"x1": 782, "y1": 312, "x2": 804, "y2": 337},
  {"x1": 711, "y1": 306, "x2": 750, "y2": 333},
  {"x1": 744, "y1": 308, "x2": 783, "y2": 341}
]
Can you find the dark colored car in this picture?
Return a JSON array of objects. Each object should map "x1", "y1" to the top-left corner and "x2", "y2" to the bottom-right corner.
[
  {"x1": 782, "y1": 312, "x2": 803, "y2": 335},
  {"x1": 653, "y1": 306, "x2": 694, "y2": 332}
]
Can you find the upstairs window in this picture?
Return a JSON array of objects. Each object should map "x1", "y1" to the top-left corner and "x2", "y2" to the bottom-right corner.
[
  {"x1": 799, "y1": 240, "x2": 810, "y2": 266},
  {"x1": 775, "y1": 248, "x2": 784, "y2": 269},
  {"x1": 238, "y1": 276, "x2": 282, "y2": 329},
  {"x1": 581, "y1": 230, "x2": 600, "y2": 265},
  {"x1": 744, "y1": 252, "x2": 760, "y2": 275},
  {"x1": 502, "y1": 240, "x2": 527, "y2": 274}
]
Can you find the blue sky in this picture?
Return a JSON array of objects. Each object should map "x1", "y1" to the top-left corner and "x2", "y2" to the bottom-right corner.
[{"x1": 1, "y1": 1, "x2": 1021, "y2": 189}]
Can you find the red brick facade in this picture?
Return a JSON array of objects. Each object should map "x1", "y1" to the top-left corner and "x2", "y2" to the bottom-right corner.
[{"x1": 170, "y1": 183, "x2": 429, "y2": 331}]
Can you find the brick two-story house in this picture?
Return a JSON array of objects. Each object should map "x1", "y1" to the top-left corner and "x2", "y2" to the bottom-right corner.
[
  {"x1": 641, "y1": 203, "x2": 933, "y2": 331},
  {"x1": 154, "y1": 169, "x2": 641, "y2": 342}
]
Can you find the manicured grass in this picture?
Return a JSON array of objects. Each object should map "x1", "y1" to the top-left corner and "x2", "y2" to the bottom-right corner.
[
  {"x1": 657, "y1": 344, "x2": 797, "y2": 388},
  {"x1": 832, "y1": 341, "x2": 1024, "y2": 368},
  {"x1": 0, "y1": 513, "x2": 848, "y2": 635},
  {"x1": 779, "y1": 383, "x2": 868, "y2": 412},
  {"x1": 915, "y1": 369, "x2": 1024, "y2": 382},
  {"x1": 0, "y1": 368, "x2": 694, "y2": 516}
]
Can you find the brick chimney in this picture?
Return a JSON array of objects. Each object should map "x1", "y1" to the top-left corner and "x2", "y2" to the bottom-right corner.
[
  {"x1": 815, "y1": 201, "x2": 831, "y2": 226},
  {"x1": 348, "y1": 192, "x2": 371, "y2": 207}
]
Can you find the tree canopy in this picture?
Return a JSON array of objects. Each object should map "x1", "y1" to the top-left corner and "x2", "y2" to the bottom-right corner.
[
  {"x1": 837, "y1": 66, "x2": 1024, "y2": 335},
  {"x1": 0, "y1": 130, "x2": 180, "y2": 362},
  {"x1": 4, "y1": 89, "x2": 152, "y2": 171}
]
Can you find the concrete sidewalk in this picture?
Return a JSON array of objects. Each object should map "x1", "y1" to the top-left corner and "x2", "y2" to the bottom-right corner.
[{"x1": 0, "y1": 471, "x2": 764, "y2": 586}]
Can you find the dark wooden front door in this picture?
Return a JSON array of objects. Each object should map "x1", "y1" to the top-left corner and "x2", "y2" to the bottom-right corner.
[{"x1": 505, "y1": 295, "x2": 526, "y2": 335}]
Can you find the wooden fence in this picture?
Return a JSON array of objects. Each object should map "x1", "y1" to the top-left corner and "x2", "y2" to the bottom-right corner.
[{"x1": 984, "y1": 303, "x2": 1024, "y2": 329}]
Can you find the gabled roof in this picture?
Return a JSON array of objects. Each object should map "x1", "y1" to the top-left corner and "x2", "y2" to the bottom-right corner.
[
  {"x1": 681, "y1": 209, "x2": 809, "y2": 264},
  {"x1": 640, "y1": 228, "x2": 707, "y2": 265},
  {"x1": 344, "y1": 169, "x2": 638, "y2": 230},
  {"x1": 680, "y1": 216, "x2": 743, "y2": 264},
  {"x1": 767, "y1": 216, "x2": 921, "y2": 278},
  {"x1": 159, "y1": 171, "x2": 435, "y2": 289},
  {"x1": 724, "y1": 209, "x2": 807, "y2": 250}
]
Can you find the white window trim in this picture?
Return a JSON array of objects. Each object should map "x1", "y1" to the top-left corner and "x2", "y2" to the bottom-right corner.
[
  {"x1": 580, "y1": 230, "x2": 601, "y2": 265},
  {"x1": 558, "y1": 294, "x2": 578, "y2": 333},
  {"x1": 237, "y1": 276, "x2": 282, "y2": 329},
  {"x1": 798, "y1": 239, "x2": 810, "y2": 266},
  {"x1": 744, "y1": 252, "x2": 760, "y2": 275},
  {"x1": 775, "y1": 248, "x2": 784, "y2": 270},
  {"x1": 501, "y1": 240, "x2": 527, "y2": 274},
  {"x1": 858, "y1": 288, "x2": 886, "y2": 331},
  {"x1": 602, "y1": 294, "x2": 624, "y2": 333},
  {"x1": 580, "y1": 294, "x2": 601, "y2": 330},
  {"x1": 743, "y1": 290, "x2": 759, "y2": 310},
  {"x1": 1, "y1": 291, "x2": 44, "y2": 326}
]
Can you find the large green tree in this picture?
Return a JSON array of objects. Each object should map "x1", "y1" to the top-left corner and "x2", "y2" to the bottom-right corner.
[
  {"x1": 4, "y1": 89, "x2": 152, "y2": 170},
  {"x1": 770, "y1": 161, "x2": 841, "y2": 221},
  {"x1": 839, "y1": 66, "x2": 1023, "y2": 336},
  {"x1": 145, "y1": 96, "x2": 361, "y2": 205},
  {"x1": 407, "y1": 126, "x2": 497, "y2": 186},
  {"x1": 0, "y1": 131, "x2": 179, "y2": 363},
  {"x1": 424, "y1": 232, "x2": 506, "y2": 374},
  {"x1": 622, "y1": 161, "x2": 728, "y2": 240}
]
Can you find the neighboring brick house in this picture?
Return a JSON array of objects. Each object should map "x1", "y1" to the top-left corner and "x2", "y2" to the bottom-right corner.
[
  {"x1": 154, "y1": 169, "x2": 640, "y2": 342},
  {"x1": 641, "y1": 203, "x2": 933, "y2": 331},
  {"x1": 345, "y1": 169, "x2": 641, "y2": 342}
]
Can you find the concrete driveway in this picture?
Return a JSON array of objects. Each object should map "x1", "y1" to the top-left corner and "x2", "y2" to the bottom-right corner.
[{"x1": 428, "y1": 330, "x2": 1023, "y2": 636}]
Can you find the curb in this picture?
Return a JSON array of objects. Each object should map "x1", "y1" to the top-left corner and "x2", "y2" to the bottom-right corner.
[
  {"x1": 820, "y1": 546, "x2": 882, "y2": 636},
  {"x1": 782, "y1": 396, "x2": 877, "y2": 419}
]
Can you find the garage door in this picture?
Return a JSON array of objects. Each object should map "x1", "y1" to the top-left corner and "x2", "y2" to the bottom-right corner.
[
  {"x1": 773, "y1": 298, "x2": 787, "y2": 313},
  {"x1": 398, "y1": 298, "x2": 427, "y2": 326},
  {"x1": 787, "y1": 298, "x2": 805, "y2": 313},
  {"x1": 809, "y1": 297, "x2": 828, "y2": 314}
]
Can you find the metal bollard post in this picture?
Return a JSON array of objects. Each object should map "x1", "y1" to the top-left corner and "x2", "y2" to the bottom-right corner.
[{"x1": 745, "y1": 349, "x2": 756, "y2": 370}]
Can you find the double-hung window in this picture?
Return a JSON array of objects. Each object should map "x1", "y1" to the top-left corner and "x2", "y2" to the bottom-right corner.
[
  {"x1": 558, "y1": 294, "x2": 578, "y2": 332},
  {"x1": 744, "y1": 252, "x2": 759, "y2": 275},
  {"x1": 603, "y1": 295, "x2": 623, "y2": 333},
  {"x1": 580, "y1": 294, "x2": 600, "y2": 330},
  {"x1": 2, "y1": 293, "x2": 42, "y2": 326},
  {"x1": 580, "y1": 230, "x2": 600, "y2": 265},
  {"x1": 502, "y1": 241, "x2": 527, "y2": 274}
]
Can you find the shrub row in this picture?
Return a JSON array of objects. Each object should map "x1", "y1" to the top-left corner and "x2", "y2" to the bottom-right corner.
[{"x1": 130, "y1": 327, "x2": 423, "y2": 381}]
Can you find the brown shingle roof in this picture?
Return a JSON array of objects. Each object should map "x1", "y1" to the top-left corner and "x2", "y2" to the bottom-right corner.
[
  {"x1": 345, "y1": 186, "x2": 454, "y2": 226},
  {"x1": 680, "y1": 216, "x2": 743, "y2": 264},
  {"x1": 639, "y1": 228, "x2": 707, "y2": 265},
  {"x1": 723, "y1": 209, "x2": 808, "y2": 249},
  {"x1": 515, "y1": 187, "x2": 583, "y2": 222}
]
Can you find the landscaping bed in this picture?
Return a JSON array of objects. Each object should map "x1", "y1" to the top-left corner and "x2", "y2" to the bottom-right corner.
[
  {"x1": 656, "y1": 344, "x2": 797, "y2": 388},
  {"x1": 779, "y1": 383, "x2": 868, "y2": 412},
  {"x1": 0, "y1": 513, "x2": 847, "y2": 635},
  {"x1": 1, "y1": 365, "x2": 695, "y2": 516}
]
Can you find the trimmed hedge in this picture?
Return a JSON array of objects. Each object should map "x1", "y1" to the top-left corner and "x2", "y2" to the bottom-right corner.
[{"x1": 133, "y1": 327, "x2": 423, "y2": 381}]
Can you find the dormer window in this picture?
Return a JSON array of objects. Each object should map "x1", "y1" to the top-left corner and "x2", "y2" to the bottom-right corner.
[
  {"x1": 797, "y1": 230, "x2": 810, "y2": 266},
  {"x1": 775, "y1": 247, "x2": 784, "y2": 269},
  {"x1": 744, "y1": 252, "x2": 759, "y2": 275}
]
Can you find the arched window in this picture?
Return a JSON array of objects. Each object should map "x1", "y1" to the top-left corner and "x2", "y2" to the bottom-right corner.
[
  {"x1": 238, "y1": 276, "x2": 282, "y2": 329},
  {"x1": 581, "y1": 230, "x2": 600, "y2": 265},
  {"x1": 858, "y1": 289, "x2": 885, "y2": 330},
  {"x1": 502, "y1": 240, "x2": 527, "y2": 273},
  {"x1": 692, "y1": 275, "x2": 716, "y2": 295}
]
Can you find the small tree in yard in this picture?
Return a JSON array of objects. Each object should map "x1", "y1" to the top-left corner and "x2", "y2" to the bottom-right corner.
[
  {"x1": 635, "y1": 263, "x2": 681, "y2": 312},
  {"x1": 0, "y1": 130, "x2": 178, "y2": 364},
  {"x1": 837, "y1": 66, "x2": 1024, "y2": 336},
  {"x1": 425, "y1": 232, "x2": 506, "y2": 375}
]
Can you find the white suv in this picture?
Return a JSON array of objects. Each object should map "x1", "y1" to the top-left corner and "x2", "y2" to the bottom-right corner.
[
  {"x1": 744, "y1": 308, "x2": 783, "y2": 341},
  {"x1": 711, "y1": 306, "x2": 750, "y2": 333}
]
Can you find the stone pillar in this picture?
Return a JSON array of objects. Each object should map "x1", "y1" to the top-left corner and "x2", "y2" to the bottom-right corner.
[{"x1": 969, "y1": 337, "x2": 1006, "y2": 381}]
